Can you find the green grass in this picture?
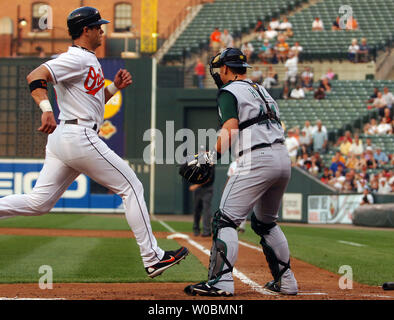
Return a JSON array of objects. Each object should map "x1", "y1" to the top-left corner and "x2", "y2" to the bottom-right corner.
[
  {"x1": 238, "y1": 224, "x2": 394, "y2": 286},
  {"x1": 0, "y1": 213, "x2": 166, "y2": 232},
  {"x1": 0, "y1": 235, "x2": 206, "y2": 283},
  {"x1": 1, "y1": 214, "x2": 393, "y2": 286}
]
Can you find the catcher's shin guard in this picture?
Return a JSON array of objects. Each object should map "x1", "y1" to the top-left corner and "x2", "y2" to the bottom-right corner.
[
  {"x1": 251, "y1": 213, "x2": 291, "y2": 283},
  {"x1": 207, "y1": 210, "x2": 238, "y2": 286}
]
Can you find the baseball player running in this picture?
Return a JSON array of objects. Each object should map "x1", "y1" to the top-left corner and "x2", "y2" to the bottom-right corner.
[
  {"x1": 184, "y1": 48, "x2": 297, "y2": 296},
  {"x1": 0, "y1": 6, "x2": 188, "y2": 278}
]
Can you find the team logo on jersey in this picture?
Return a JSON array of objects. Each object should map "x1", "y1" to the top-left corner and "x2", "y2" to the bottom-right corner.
[{"x1": 84, "y1": 66, "x2": 105, "y2": 96}]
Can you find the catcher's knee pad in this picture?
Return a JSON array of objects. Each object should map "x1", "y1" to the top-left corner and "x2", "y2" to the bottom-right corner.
[
  {"x1": 251, "y1": 213, "x2": 290, "y2": 282},
  {"x1": 208, "y1": 210, "x2": 237, "y2": 285}
]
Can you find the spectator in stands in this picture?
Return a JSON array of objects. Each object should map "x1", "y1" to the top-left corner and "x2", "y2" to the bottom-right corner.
[
  {"x1": 250, "y1": 66, "x2": 263, "y2": 84},
  {"x1": 346, "y1": 152, "x2": 362, "y2": 170},
  {"x1": 301, "y1": 66, "x2": 314, "y2": 91},
  {"x1": 298, "y1": 128, "x2": 312, "y2": 155},
  {"x1": 291, "y1": 41, "x2": 303, "y2": 57},
  {"x1": 320, "y1": 167, "x2": 333, "y2": 184},
  {"x1": 348, "y1": 38, "x2": 359, "y2": 63},
  {"x1": 284, "y1": 51, "x2": 298, "y2": 86},
  {"x1": 241, "y1": 42, "x2": 254, "y2": 61},
  {"x1": 370, "y1": 92, "x2": 388, "y2": 117},
  {"x1": 363, "y1": 118, "x2": 378, "y2": 135},
  {"x1": 363, "y1": 149, "x2": 377, "y2": 169},
  {"x1": 330, "y1": 153, "x2": 346, "y2": 175},
  {"x1": 312, "y1": 17, "x2": 324, "y2": 31},
  {"x1": 325, "y1": 68, "x2": 336, "y2": 81},
  {"x1": 335, "y1": 130, "x2": 352, "y2": 147},
  {"x1": 358, "y1": 38, "x2": 370, "y2": 62},
  {"x1": 282, "y1": 28, "x2": 294, "y2": 39},
  {"x1": 330, "y1": 170, "x2": 346, "y2": 190},
  {"x1": 377, "y1": 118, "x2": 392, "y2": 134},
  {"x1": 346, "y1": 16, "x2": 359, "y2": 30},
  {"x1": 313, "y1": 151, "x2": 324, "y2": 172},
  {"x1": 308, "y1": 155, "x2": 320, "y2": 177},
  {"x1": 220, "y1": 29, "x2": 234, "y2": 50},
  {"x1": 360, "y1": 188, "x2": 374, "y2": 204},
  {"x1": 302, "y1": 120, "x2": 314, "y2": 141},
  {"x1": 297, "y1": 152, "x2": 311, "y2": 170},
  {"x1": 319, "y1": 76, "x2": 331, "y2": 93},
  {"x1": 262, "y1": 65, "x2": 278, "y2": 89},
  {"x1": 339, "y1": 137, "x2": 353, "y2": 156},
  {"x1": 370, "y1": 178, "x2": 379, "y2": 194},
  {"x1": 269, "y1": 17, "x2": 280, "y2": 31},
  {"x1": 343, "y1": 171, "x2": 357, "y2": 192},
  {"x1": 378, "y1": 177, "x2": 391, "y2": 194},
  {"x1": 194, "y1": 58, "x2": 206, "y2": 89},
  {"x1": 332, "y1": 16, "x2": 341, "y2": 31},
  {"x1": 285, "y1": 129, "x2": 300, "y2": 164},
  {"x1": 279, "y1": 17, "x2": 292, "y2": 31},
  {"x1": 210, "y1": 27, "x2": 221, "y2": 55},
  {"x1": 366, "y1": 87, "x2": 379, "y2": 104},
  {"x1": 264, "y1": 25, "x2": 278, "y2": 40},
  {"x1": 382, "y1": 107, "x2": 392, "y2": 124},
  {"x1": 365, "y1": 138, "x2": 376, "y2": 151},
  {"x1": 275, "y1": 35, "x2": 289, "y2": 63},
  {"x1": 254, "y1": 19, "x2": 266, "y2": 34},
  {"x1": 312, "y1": 119, "x2": 327, "y2": 135},
  {"x1": 349, "y1": 133, "x2": 364, "y2": 156},
  {"x1": 374, "y1": 148, "x2": 389, "y2": 167},
  {"x1": 258, "y1": 39, "x2": 272, "y2": 63},
  {"x1": 312, "y1": 120, "x2": 328, "y2": 153},
  {"x1": 314, "y1": 87, "x2": 326, "y2": 100},
  {"x1": 331, "y1": 151, "x2": 346, "y2": 164},
  {"x1": 382, "y1": 87, "x2": 394, "y2": 110},
  {"x1": 290, "y1": 85, "x2": 305, "y2": 99}
]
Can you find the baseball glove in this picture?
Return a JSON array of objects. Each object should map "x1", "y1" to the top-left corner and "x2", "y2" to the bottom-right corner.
[{"x1": 179, "y1": 152, "x2": 214, "y2": 184}]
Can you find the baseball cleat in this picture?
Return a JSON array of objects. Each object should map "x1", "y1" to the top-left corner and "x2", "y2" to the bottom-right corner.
[
  {"x1": 145, "y1": 246, "x2": 189, "y2": 278},
  {"x1": 264, "y1": 280, "x2": 298, "y2": 295},
  {"x1": 184, "y1": 282, "x2": 233, "y2": 297}
]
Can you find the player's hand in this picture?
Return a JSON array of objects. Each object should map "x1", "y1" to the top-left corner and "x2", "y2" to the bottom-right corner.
[
  {"x1": 113, "y1": 69, "x2": 132, "y2": 90},
  {"x1": 38, "y1": 112, "x2": 57, "y2": 134},
  {"x1": 189, "y1": 184, "x2": 200, "y2": 192}
]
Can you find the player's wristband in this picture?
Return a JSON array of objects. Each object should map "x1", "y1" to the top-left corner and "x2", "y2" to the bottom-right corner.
[
  {"x1": 39, "y1": 99, "x2": 53, "y2": 113},
  {"x1": 107, "y1": 82, "x2": 119, "y2": 95}
]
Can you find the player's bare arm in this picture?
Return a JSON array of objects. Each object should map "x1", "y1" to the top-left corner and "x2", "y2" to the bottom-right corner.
[
  {"x1": 105, "y1": 69, "x2": 132, "y2": 103},
  {"x1": 26, "y1": 65, "x2": 57, "y2": 134},
  {"x1": 215, "y1": 118, "x2": 239, "y2": 155}
]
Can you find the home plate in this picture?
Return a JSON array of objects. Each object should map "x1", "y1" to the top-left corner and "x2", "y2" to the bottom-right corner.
[{"x1": 167, "y1": 233, "x2": 190, "y2": 240}]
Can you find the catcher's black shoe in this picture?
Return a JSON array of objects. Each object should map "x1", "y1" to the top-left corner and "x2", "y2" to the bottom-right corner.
[
  {"x1": 184, "y1": 282, "x2": 233, "y2": 297},
  {"x1": 146, "y1": 247, "x2": 189, "y2": 278},
  {"x1": 264, "y1": 280, "x2": 297, "y2": 295}
]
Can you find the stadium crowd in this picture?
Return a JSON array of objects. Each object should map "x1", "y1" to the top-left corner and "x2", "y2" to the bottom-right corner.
[{"x1": 285, "y1": 85, "x2": 394, "y2": 199}]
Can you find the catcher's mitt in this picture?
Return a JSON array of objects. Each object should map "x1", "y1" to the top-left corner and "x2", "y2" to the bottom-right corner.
[{"x1": 179, "y1": 153, "x2": 213, "y2": 184}]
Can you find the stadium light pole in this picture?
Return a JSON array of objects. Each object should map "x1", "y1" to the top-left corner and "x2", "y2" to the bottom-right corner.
[{"x1": 149, "y1": 57, "x2": 157, "y2": 218}]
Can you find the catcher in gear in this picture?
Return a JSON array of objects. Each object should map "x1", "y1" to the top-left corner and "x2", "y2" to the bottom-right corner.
[{"x1": 183, "y1": 48, "x2": 298, "y2": 297}]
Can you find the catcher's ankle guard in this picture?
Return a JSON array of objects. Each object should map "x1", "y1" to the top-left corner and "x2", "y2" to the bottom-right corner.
[
  {"x1": 251, "y1": 213, "x2": 290, "y2": 282},
  {"x1": 208, "y1": 210, "x2": 237, "y2": 285}
]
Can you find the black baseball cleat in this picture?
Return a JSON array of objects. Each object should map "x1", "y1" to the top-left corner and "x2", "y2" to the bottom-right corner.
[
  {"x1": 184, "y1": 282, "x2": 233, "y2": 297},
  {"x1": 145, "y1": 247, "x2": 189, "y2": 278},
  {"x1": 264, "y1": 280, "x2": 297, "y2": 295}
]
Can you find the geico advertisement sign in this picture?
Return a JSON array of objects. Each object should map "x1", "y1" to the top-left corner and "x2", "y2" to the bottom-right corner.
[{"x1": 0, "y1": 160, "x2": 87, "y2": 199}]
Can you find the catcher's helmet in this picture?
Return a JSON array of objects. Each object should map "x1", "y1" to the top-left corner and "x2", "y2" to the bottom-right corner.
[
  {"x1": 210, "y1": 48, "x2": 251, "y2": 69},
  {"x1": 67, "y1": 7, "x2": 110, "y2": 38}
]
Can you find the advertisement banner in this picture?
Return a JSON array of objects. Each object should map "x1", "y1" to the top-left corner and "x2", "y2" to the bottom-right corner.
[
  {"x1": 282, "y1": 193, "x2": 303, "y2": 221},
  {"x1": 0, "y1": 159, "x2": 123, "y2": 213},
  {"x1": 308, "y1": 194, "x2": 364, "y2": 224}
]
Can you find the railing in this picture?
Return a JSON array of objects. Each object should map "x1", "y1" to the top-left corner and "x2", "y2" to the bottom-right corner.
[{"x1": 161, "y1": 0, "x2": 210, "y2": 40}]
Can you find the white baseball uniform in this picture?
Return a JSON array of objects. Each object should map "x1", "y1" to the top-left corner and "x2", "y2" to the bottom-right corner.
[{"x1": 0, "y1": 46, "x2": 165, "y2": 267}]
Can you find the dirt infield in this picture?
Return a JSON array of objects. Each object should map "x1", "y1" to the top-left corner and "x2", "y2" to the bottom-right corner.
[{"x1": 0, "y1": 228, "x2": 393, "y2": 300}]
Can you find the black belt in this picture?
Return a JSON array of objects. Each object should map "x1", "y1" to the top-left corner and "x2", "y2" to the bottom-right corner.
[
  {"x1": 65, "y1": 119, "x2": 99, "y2": 132},
  {"x1": 238, "y1": 139, "x2": 284, "y2": 157}
]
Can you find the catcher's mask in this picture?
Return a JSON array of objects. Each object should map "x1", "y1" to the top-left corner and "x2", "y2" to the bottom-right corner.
[{"x1": 209, "y1": 47, "x2": 251, "y2": 88}]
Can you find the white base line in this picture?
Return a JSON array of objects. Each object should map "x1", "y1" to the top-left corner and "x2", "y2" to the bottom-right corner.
[
  {"x1": 337, "y1": 240, "x2": 366, "y2": 247},
  {"x1": 160, "y1": 221, "x2": 328, "y2": 296}
]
